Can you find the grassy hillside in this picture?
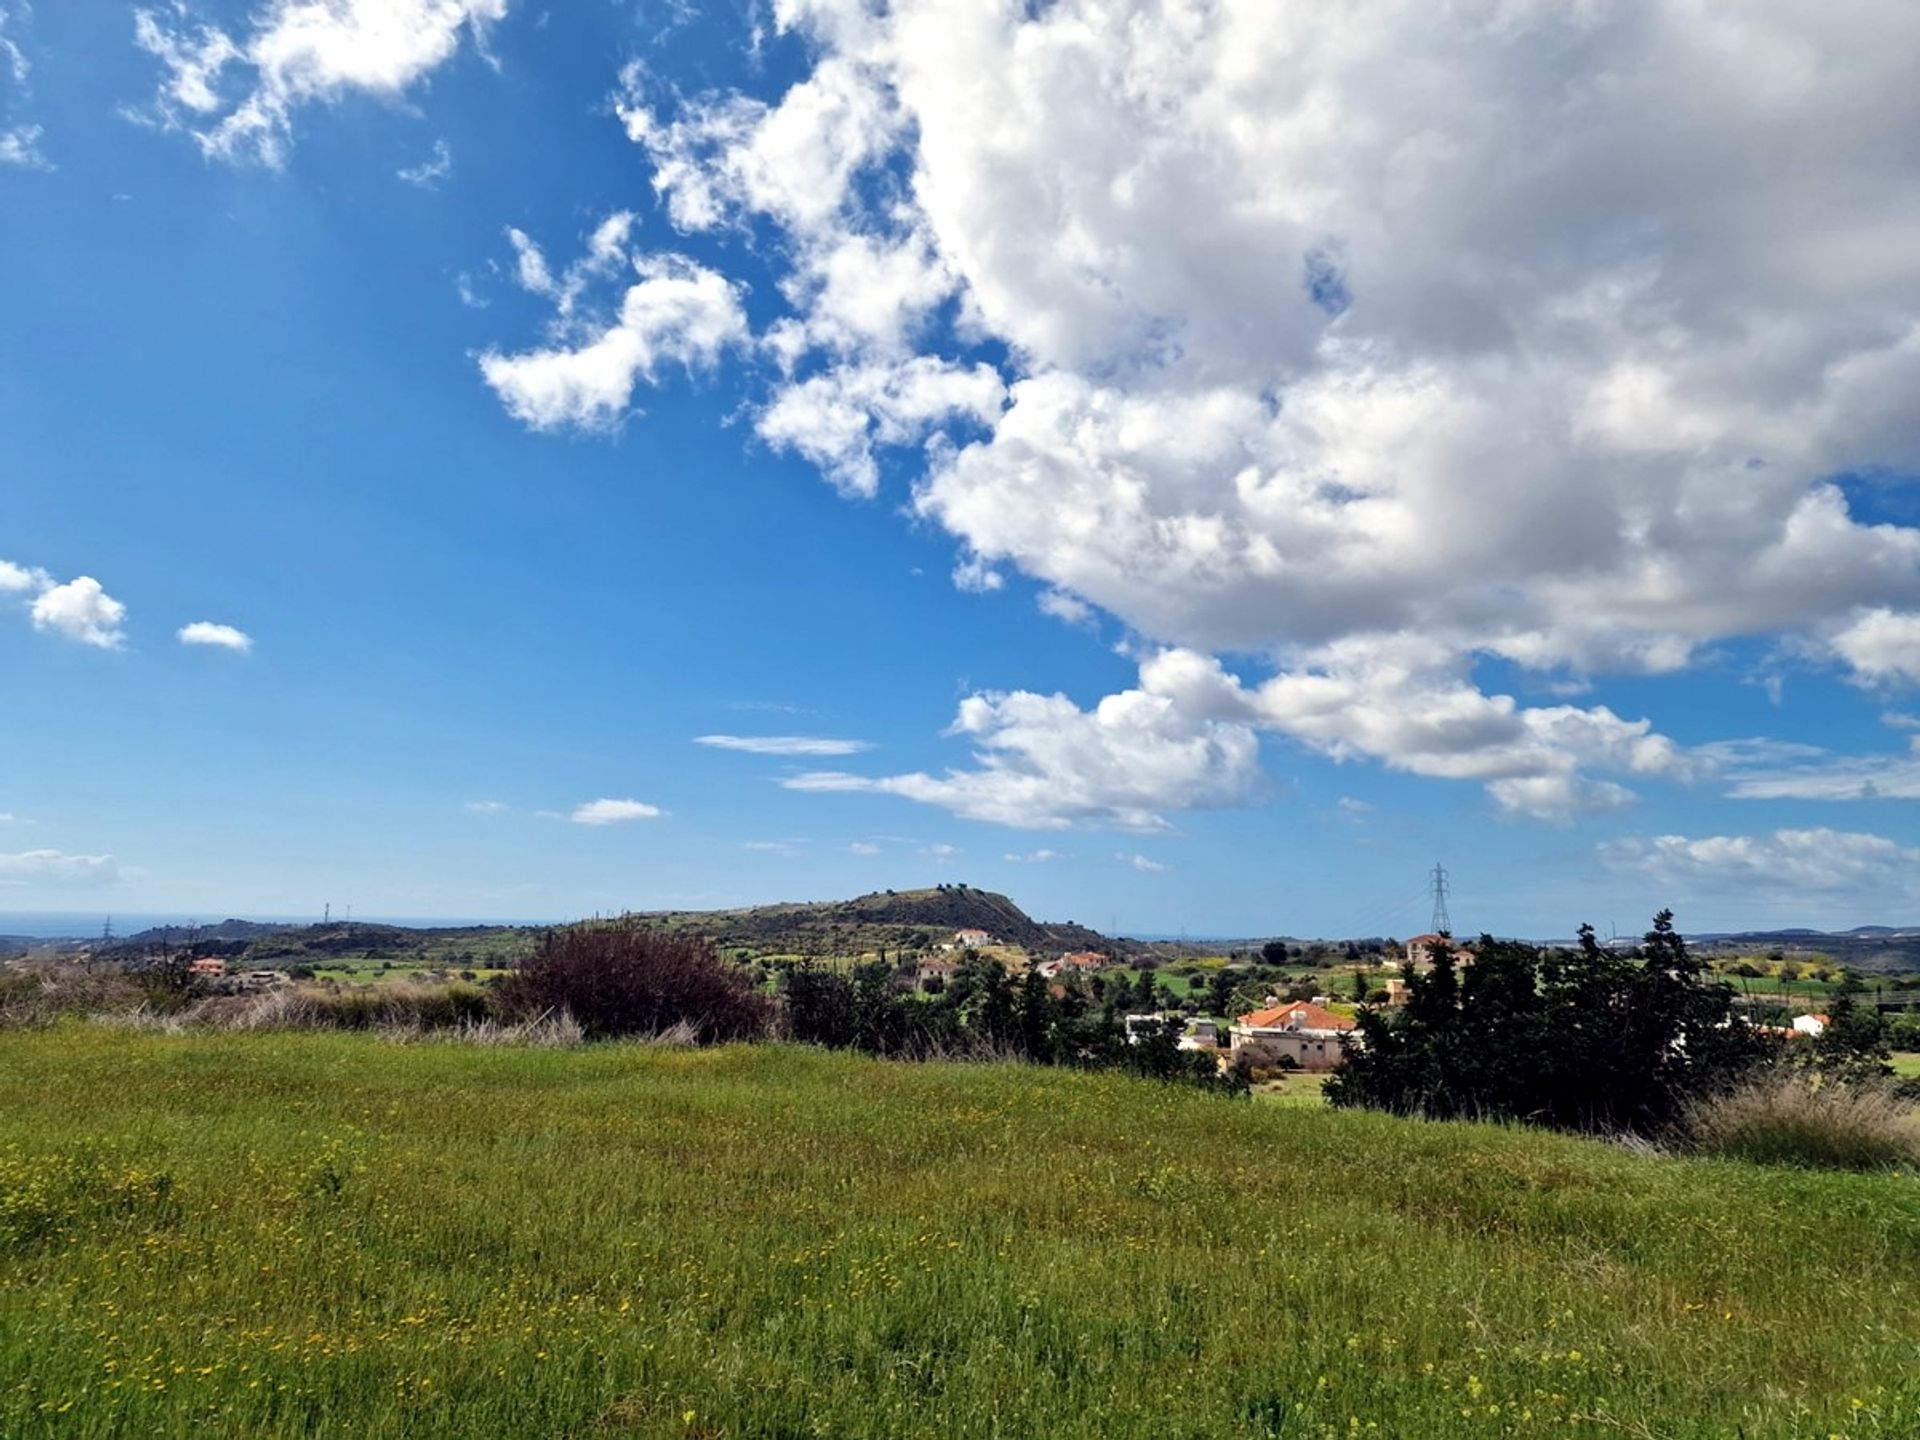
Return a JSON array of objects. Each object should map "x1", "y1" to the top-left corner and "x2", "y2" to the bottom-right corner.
[
  {"x1": 2, "y1": 1031, "x2": 1916, "y2": 1438},
  {"x1": 637, "y1": 886, "x2": 1113, "y2": 957}
]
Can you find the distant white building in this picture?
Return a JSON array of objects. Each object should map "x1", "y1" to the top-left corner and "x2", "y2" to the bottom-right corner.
[
  {"x1": 952, "y1": 928, "x2": 993, "y2": 949},
  {"x1": 1791, "y1": 1013, "x2": 1829, "y2": 1037}
]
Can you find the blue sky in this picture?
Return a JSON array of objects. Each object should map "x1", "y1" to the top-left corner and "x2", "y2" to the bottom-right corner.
[{"x1": 6, "y1": 0, "x2": 1920, "y2": 938}]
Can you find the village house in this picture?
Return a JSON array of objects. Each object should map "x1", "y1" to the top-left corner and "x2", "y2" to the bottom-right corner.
[
  {"x1": 1032, "y1": 950, "x2": 1109, "y2": 980},
  {"x1": 1790, "y1": 1012, "x2": 1830, "y2": 1038},
  {"x1": 1405, "y1": 934, "x2": 1474, "y2": 970},
  {"x1": 1228, "y1": 1000, "x2": 1356, "y2": 1073},
  {"x1": 184, "y1": 956, "x2": 227, "y2": 979},
  {"x1": 942, "y1": 928, "x2": 994, "y2": 952},
  {"x1": 914, "y1": 957, "x2": 960, "y2": 992}
]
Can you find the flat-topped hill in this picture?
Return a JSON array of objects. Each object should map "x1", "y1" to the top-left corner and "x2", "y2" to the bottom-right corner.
[{"x1": 637, "y1": 885, "x2": 1116, "y2": 956}]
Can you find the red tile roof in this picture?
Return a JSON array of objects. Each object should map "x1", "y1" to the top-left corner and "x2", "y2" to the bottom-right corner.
[{"x1": 1237, "y1": 1001, "x2": 1355, "y2": 1033}]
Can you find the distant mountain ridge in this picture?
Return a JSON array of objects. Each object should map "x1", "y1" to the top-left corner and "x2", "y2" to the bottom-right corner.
[{"x1": 1692, "y1": 926, "x2": 1920, "y2": 974}]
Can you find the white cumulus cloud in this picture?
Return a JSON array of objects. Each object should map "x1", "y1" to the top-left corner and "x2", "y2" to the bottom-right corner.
[
  {"x1": 782, "y1": 681, "x2": 1262, "y2": 831},
  {"x1": 177, "y1": 621, "x2": 253, "y2": 653},
  {"x1": 134, "y1": 0, "x2": 508, "y2": 167},
  {"x1": 573, "y1": 0, "x2": 1920, "y2": 825},
  {"x1": 30, "y1": 576, "x2": 127, "y2": 649},
  {"x1": 479, "y1": 241, "x2": 747, "y2": 432},
  {"x1": 569, "y1": 797, "x2": 664, "y2": 825}
]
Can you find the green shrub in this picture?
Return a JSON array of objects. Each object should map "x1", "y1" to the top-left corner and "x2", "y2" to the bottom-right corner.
[{"x1": 1684, "y1": 1073, "x2": 1920, "y2": 1171}]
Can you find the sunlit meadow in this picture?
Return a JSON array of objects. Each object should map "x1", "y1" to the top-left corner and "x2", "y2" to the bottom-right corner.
[{"x1": 2, "y1": 1027, "x2": 1916, "y2": 1438}]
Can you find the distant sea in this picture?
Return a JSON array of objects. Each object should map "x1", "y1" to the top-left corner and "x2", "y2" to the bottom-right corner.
[{"x1": 0, "y1": 913, "x2": 553, "y2": 940}]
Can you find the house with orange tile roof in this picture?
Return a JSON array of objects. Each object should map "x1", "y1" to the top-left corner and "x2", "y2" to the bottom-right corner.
[
  {"x1": 1033, "y1": 950, "x2": 1109, "y2": 979},
  {"x1": 1229, "y1": 999, "x2": 1356, "y2": 1072}
]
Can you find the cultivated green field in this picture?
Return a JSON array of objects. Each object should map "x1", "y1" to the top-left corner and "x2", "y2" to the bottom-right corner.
[{"x1": 2, "y1": 1028, "x2": 1916, "y2": 1439}]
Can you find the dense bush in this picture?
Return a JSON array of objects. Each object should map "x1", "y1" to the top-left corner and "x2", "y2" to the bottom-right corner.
[
  {"x1": 1684, "y1": 1073, "x2": 1920, "y2": 1171},
  {"x1": 500, "y1": 924, "x2": 774, "y2": 1042},
  {"x1": 1329, "y1": 912, "x2": 1771, "y2": 1136}
]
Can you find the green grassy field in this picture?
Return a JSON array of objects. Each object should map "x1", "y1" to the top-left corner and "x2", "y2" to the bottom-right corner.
[
  {"x1": 1894, "y1": 1051, "x2": 1920, "y2": 1079},
  {"x1": 2, "y1": 1028, "x2": 1916, "y2": 1439}
]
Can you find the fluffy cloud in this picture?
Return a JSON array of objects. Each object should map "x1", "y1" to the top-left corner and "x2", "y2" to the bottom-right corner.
[
  {"x1": 464, "y1": 800, "x2": 507, "y2": 813},
  {"x1": 30, "y1": 576, "x2": 126, "y2": 649},
  {"x1": 177, "y1": 621, "x2": 253, "y2": 652},
  {"x1": 134, "y1": 0, "x2": 507, "y2": 166},
  {"x1": 1118, "y1": 852, "x2": 1168, "y2": 873},
  {"x1": 755, "y1": 358, "x2": 1004, "y2": 499},
  {"x1": 1829, "y1": 609, "x2": 1920, "y2": 685},
  {"x1": 569, "y1": 797, "x2": 663, "y2": 825},
  {"x1": 695, "y1": 734, "x2": 872, "y2": 756},
  {"x1": 1004, "y1": 848, "x2": 1061, "y2": 863},
  {"x1": 479, "y1": 236, "x2": 747, "y2": 431},
  {"x1": 0, "y1": 559, "x2": 43, "y2": 593},
  {"x1": 572, "y1": 0, "x2": 1920, "y2": 824},
  {"x1": 1601, "y1": 828, "x2": 1920, "y2": 896},
  {"x1": 782, "y1": 681, "x2": 1262, "y2": 831},
  {"x1": 0, "y1": 849, "x2": 119, "y2": 886},
  {"x1": 780, "y1": 642, "x2": 1691, "y2": 826}
]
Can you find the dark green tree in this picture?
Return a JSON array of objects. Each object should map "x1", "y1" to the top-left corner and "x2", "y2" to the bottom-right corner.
[
  {"x1": 1808, "y1": 972, "x2": 1893, "y2": 1083},
  {"x1": 1329, "y1": 914, "x2": 1768, "y2": 1135}
]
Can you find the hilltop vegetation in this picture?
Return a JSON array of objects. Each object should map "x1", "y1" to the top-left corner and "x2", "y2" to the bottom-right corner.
[
  {"x1": 634, "y1": 885, "x2": 1113, "y2": 957},
  {"x1": 2, "y1": 1028, "x2": 1917, "y2": 1439}
]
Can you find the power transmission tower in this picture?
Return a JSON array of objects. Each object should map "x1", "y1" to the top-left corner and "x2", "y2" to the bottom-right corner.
[
  {"x1": 102, "y1": 915, "x2": 114, "y2": 942},
  {"x1": 1428, "y1": 863, "x2": 1451, "y2": 935}
]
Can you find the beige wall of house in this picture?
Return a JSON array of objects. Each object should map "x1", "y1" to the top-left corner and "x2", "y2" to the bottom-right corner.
[{"x1": 1229, "y1": 1029, "x2": 1347, "y2": 1073}]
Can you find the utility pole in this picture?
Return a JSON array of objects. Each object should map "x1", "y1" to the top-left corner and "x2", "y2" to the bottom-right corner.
[{"x1": 1428, "y1": 863, "x2": 1451, "y2": 935}]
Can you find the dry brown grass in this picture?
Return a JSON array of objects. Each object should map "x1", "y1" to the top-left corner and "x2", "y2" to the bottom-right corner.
[{"x1": 1683, "y1": 1070, "x2": 1920, "y2": 1171}]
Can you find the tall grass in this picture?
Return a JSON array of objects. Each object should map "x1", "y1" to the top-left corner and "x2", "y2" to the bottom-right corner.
[
  {"x1": 1, "y1": 1028, "x2": 1917, "y2": 1438},
  {"x1": 1683, "y1": 1072, "x2": 1920, "y2": 1171}
]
